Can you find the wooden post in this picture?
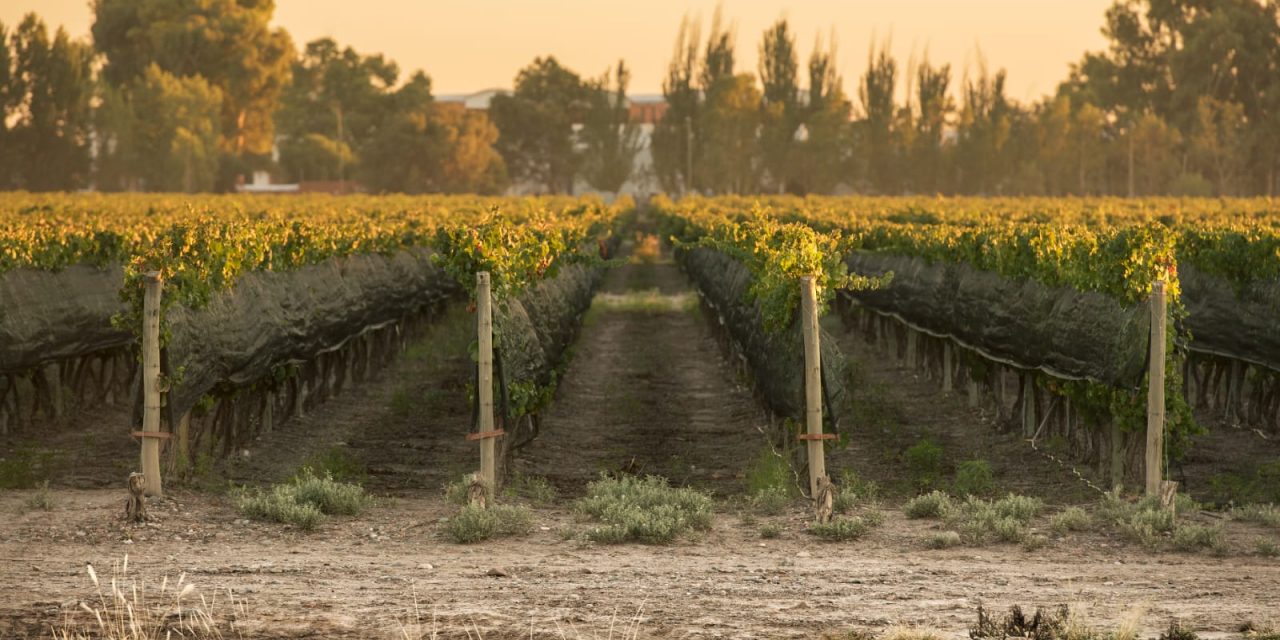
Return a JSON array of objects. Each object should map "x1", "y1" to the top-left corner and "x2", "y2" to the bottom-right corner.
[
  {"x1": 1145, "y1": 279, "x2": 1167, "y2": 496},
  {"x1": 942, "y1": 342, "x2": 954, "y2": 393},
  {"x1": 1021, "y1": 373, "x2": 1036, "y2": 438},
  {"x1": 905, "y1": 330, "x2": 917, "y2": 370},
  {"x1": 477, "y1": 272, "x2": 497, "y2": 499},
  {"x1": 45, "y1": 363, "x2": 63, "y2": 419},
  {"x1": 140, "y1": 272, "x2": 163, "y2": 497},
  {"x1": 801, "y1": 276, "x2": 826, "y2": 496},
  {"x1": 262, "y1": 391, "x2": 274, "y2": 433},
  {"x1": 968, "y1": 377, "x2": 980, "y2": 408},
  {"x1": 176, "y1": 410, "x2": 191, "y2": 472},
  {"x1": 1111, "y1": 422, "x2": 1121, "y2": 486}
]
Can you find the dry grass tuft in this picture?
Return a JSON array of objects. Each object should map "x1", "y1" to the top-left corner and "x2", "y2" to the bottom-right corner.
[{"x1": 50, "y1": 555, "x2": 247, "y2": 640}]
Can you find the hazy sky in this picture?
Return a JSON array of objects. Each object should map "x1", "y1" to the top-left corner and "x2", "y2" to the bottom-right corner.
[{"x1": 1, "y1": 0, "x2": 1114, "y2": 101}]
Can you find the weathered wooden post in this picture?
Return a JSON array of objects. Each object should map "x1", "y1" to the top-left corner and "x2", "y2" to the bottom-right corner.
[
  {"x1": 800, "y1": 276, "x2": 828, "y2": 495},
  {"x1": 1146, "y1": 279, "x2": 1167, "y2": 497},
  {"x1": 474, "y1": 272, "x2": 499, "y2": 500},
  {"x1": 139, "y1": 272, "x2": 164, "y2": 497},
  {"x1": 942, "y1": 342, "x2": 954, "y2": 393},
  {"x1": 1021, "y1": 373, "x2": 1037, "y2": 438},
  {"x1": 905, "y1": 330, "x2": 918, "y2": 370},
  {"x1": 1110, "y1": 421, "x2": 1124, "y2": 489},
  {"x1": 174, "y1": 410, "x2": 191, "y2": 475}
]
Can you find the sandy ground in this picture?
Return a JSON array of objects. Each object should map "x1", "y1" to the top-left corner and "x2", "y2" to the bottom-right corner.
[
  {"x1": 1, "y1": 242, "x2": 1279, "y2": 639},
  {"x1": 2, "y1": 488, "x2": 1278, "y2": 639}
]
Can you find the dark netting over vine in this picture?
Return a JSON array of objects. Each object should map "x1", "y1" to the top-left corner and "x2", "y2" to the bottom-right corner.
[
  {"x1": 844, "y1": 251, "x2": 1149, "y2": 387},
  {"x1": 679, "y1": 246, "x2": 850, "y2": 422},
  {"x1": 495, "y1": 263, "x2": 603, "y2": 393},
  {"x1": 1181, "y1": 264, "x2": 1280, "y2": 371},
  {"x1": 0, "y1": 264, "x2": 131, "y2": 375},
  {"x1": 165, "y1": 249, "x2": 458, "y2": 421}
]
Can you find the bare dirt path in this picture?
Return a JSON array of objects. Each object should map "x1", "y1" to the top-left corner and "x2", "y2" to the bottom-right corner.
[
  {"x1": 222, "y1": 303, "x2": 478, "y2": 495},
  {"x1": 824, "y1": 320, "x2": 1103, "y2": 504},
  {"x1": 512, "y1": 256, "x2": 768, "y2": 497}
]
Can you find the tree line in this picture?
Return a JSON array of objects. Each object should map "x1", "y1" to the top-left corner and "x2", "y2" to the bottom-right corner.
[{"x1": 1, "y1": 0, "x2": 1278, "y2": 196}]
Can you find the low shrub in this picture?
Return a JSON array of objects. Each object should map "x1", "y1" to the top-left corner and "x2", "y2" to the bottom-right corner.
[
  {"x1": 291, "y1": 468, "x2": 371, "y2": 516},
  {"x1": 944, "y1": 494, "x2": 1044, "y2": 545},
  {"x1": 503, "y1": 472, "x2": 557, "y2": 505},
  {"x1": 748, "y1": 486, "x2": 790, "y2": 515},
  {"x1": 954, "y1": 459, "x2": 995, "y2": 496},
  {"x1": 833, "y1": 470, "x2": 881, "y2": 513},
  {"x1": 0, "y1": 447, "x2": 57, "y2": 489},
  {"x1": 575, "y1": 475, "x2": 713, "y2": 544},
  {"x1": 294, "y1": 447, "x2": 366, "y2": 484},
  {"x1": 1123, "y1": 506, "x2": 1175, "y2": 549},
  {"x1": 23, "y1": 481, "x2": 55, "y2": 512},
  {"x1": 444, "y1": 504, "x2": 534, "y2": 544},
  {"x1": 924, "y1": 530, "x2": 962, "y2": 549},
  {"x1": 1171, "y1": 523, "x2": 1224, "y2": 553},
  {"x1": 1100, "y1": 489, "x2": 1223, "y2": 552},
  {"x1": 443, "y1": 475, "x2": 472, "y2": 506},
  {"x1": 905, "y1": 490, "x2": 952, "y2": 519},
  {"x1": 1020, "y1": 533, "x2": 1049, "y2": 551},
  {"x1": 904, "y1": 439, "x2": 944, "y2": 489},
  {"x1": 1255, "y1": 538, "x2": 1279, "y2": 557},
  {"x1": 992, "y1": 494, "x2": 1044, "y2": 521},
  {"x1": 233, "y1": 468, "x2": 371, "y2": 530},
  {"x1": 1234, "y1": 504, "x2": 1280, "y2": 529},
  {"x1": 745, "y1": 448, "x2": 792, "y2": 497},
  {"x1": 234, "y1": 486, "x2": 324, "y2": 531},
  {"x1": 808, "y1": 512, "x2": 883, "y2": 542},
  {"x1": 1049, "y1": 506, "x2": 1093, "y2": 533},
  {"x1": 760, "y1": 523, "x2": 782, "y2": 539}
]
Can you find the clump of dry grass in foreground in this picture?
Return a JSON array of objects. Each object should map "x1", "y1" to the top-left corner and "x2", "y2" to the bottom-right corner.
[{"x1": 50, "y1": 555, "x2": 246, "y2": 640}]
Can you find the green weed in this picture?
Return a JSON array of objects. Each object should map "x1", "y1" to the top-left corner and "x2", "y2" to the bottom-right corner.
[
  {"x1": 444, "y1": 504, "x2": 534, "y2": 544},
  {"x1": 1050, "y1": 506, "x2": 1093, "y2": 533},
  {"x1": 904, "y1": 439, "x2": 944, "y2": 489},
  {"x1": 808, "y1": 512, "x2": 884, "y2": 542},
  {"x1": 924, "y1": 530, "x2": 962, "y2": 549},
  {"x1": 22, "y1": 480, "x2": 55, "y2": 512},
  {"x1": 905, "y1": 490, "x2": 952, "y2": 519},
  {"x1": 954, "y1": 459, "x2": 995, "y2": 496},
  {"x1": 575, "y1": 475, "x2": 713, "y2": 544},
  {"x1": 233, "y1": 468, "x2": 371, "y2": 530}
]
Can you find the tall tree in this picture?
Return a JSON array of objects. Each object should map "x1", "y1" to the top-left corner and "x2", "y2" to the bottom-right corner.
[
  {"x1": 910, "y1": 57, "x2": 953, "y2": 193},
  {"x1": 92, "y1": 0, "x2": 294, "y2": 186},
  {"x1": 488, "y1": 56, "x2": 591, "y2": 193},
  {"x1": 1188, "y1": 96, "x2": 1248, "y2": 196},
  {"x1": 701, "y1": 73, "x2": 762, "y2": 194},
  {"x1": 276, "y1": 37, "x2": 399, "y2": 183},
  {"x1": 358, "y1": 72, "x2": 507, "y2": 194},
  {"x1": 0, "y1": 15, "x2": 94, "y2": 190},
  {"x1": 1067, "y1": 0, "x2": 1280, "y2": 195},
  {"x1": 581, "y1": 60, "x2": 642, "y2": 193},
  {"x1": 1127, "y1": 111, "x2": 1183, "y2": 195},
  {"x1": 0, "y1": 20, "x2": 13, "y2": 184},
  {"x1": 956, "y1": 55, "x2": 1013, "y2": 194},
  {"x1": 793, "y1": 31, "x2": 851, "y2": 194},
  {"x1": 758, "y1": 19, "x2": 799, "y2": 193},
  {"x1": 857, "y1": 39, "x2": 898, "y2": 193},
  {"x1": 651, "y1": 15, "x2": 701, "y2": 193},
  {"x1": 97, "y1": 64, "x2": 223, "y2": 192}
]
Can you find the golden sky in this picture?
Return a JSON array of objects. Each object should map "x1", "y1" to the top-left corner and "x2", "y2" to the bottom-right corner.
[{"x1": 1, "y1": 0, "x2": 1114, "y2": 100}]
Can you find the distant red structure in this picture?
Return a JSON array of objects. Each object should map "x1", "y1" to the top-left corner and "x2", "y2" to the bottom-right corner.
[{"x1": 629, "y1": 101, "x2": 667, "y2": 125}]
